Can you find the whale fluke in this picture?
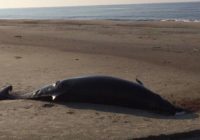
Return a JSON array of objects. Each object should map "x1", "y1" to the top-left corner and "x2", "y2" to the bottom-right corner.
[{"x1": 0, "y1": 85, "x2": 13, "y2": 99}]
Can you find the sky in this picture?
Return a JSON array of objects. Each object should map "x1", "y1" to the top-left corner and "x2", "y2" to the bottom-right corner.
[{"x1": 0, "y1": 0, "x2": 199, "y2": 8}]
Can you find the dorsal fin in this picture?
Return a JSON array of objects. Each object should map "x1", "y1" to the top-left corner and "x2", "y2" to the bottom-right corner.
[
  {"x1": 136, "y1": 78, "x2": 144, "y2": 86},
  {"x1": 0, "y1": 85, "x2": 13, "y2": 99}
]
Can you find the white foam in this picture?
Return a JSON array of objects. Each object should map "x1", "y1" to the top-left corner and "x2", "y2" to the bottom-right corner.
[{"x1": 161, "y1": 19, "x2": 200, "y2": 23}]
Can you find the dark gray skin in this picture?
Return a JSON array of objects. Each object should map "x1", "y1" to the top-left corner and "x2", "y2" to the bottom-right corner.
[{"x1": 0, "y1": 76, "x2": 185, "y2": 116}]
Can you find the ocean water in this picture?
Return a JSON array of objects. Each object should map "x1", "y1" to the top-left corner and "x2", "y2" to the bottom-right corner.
[{"x1": 0, "y1": 2, "x2": 200, "y2": 22}]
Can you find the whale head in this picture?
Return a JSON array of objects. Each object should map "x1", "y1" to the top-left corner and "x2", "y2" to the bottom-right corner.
[
  {"x1": 31, "y1": 80, "x2": 70, "y2": 101},
  {"x1": 32, "y1": 83, "x2": 59, "y2": 100}
]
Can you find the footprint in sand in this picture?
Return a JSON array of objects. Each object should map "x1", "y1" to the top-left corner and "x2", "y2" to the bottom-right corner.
[
  {"x1": 14, "y1": 35, "x2": 22, "y2": 38},
  {"x1": 24, "y1": 105, "x2": 33, "y2": 109},
  {"x1": 98, "y1": 116, "x2": 107, "y2": 120},
  {"x1": 66, "y1": 111, "x2": 75, "y2": 114},
  {"x1": 95, "y1": 112, "x2": 100, "y2": 115},
  {"x1": 123, "y1": 120, "x2": 130, "y2": 123},
  {"x1": 112, "y1": 120, "x2": 119, "y2": 123},
  {"x1": 14, "y1": 56, "x2": 23, "y2": 59}
]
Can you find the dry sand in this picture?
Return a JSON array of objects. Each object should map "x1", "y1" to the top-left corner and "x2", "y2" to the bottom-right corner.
[{"x1": 0, "y1": 20, "x2": 200, "y2": 139}]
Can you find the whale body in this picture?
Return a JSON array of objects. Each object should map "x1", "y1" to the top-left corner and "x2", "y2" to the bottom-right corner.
[{"x1": 0, "y1": 76, "x2": 185, "y2": 115}]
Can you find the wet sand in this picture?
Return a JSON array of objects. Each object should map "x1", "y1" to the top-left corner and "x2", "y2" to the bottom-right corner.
[{"x1": 0, "y1": 20, "x2": 200, "y2": 139}]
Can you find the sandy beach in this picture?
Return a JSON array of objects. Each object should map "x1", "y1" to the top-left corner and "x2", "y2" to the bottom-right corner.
[{"x1": 0, "y1": 20, "x2": 200, "y2": 139}]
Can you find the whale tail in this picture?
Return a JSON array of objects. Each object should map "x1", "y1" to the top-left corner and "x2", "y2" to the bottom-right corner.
[{"x1": 0, "y1": 85, "x2": 13, "y2": 100}]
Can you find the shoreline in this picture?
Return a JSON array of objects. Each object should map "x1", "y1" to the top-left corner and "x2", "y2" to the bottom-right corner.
[{"x1": 0, "y1": 18, "x2": 200, "y2": 23}]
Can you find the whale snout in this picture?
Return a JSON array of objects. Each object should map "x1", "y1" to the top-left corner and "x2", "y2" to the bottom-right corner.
[{"x1": 33, "y1": 83, "x2": 58, "y2": 98}]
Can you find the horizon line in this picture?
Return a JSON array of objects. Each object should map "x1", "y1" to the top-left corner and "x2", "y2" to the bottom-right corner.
[{"x1": 0, "y1": 1, "x2": 199, "y2": 10}]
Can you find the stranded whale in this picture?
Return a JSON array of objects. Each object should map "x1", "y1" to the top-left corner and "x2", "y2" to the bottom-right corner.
[{"x1": 0, "y1": 76, "x2": 185, "y2": 115}]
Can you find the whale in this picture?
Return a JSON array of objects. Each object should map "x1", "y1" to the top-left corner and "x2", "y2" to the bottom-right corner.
[{"x1": 0, "y1": 76, "x2": 185, "y2": 115}]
